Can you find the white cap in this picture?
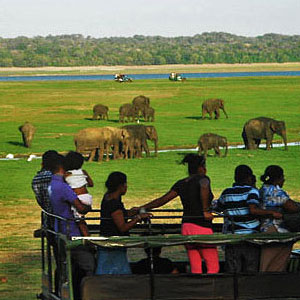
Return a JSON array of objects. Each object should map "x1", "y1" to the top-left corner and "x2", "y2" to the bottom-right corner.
[{"x1": 6, "y1": 153, "x2": 14, "y2": 159}]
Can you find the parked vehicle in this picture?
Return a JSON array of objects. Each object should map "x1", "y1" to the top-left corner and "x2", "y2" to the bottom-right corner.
[
  {"x1": 114, "y1": 74, "x2": 133, "y2": 83},
  {"x1": 169, "y1": 72, "x2": 186, "y2": 81}
]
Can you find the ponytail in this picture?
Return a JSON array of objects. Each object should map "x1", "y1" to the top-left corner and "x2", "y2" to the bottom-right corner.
[
  {"x1": 260, "y1": 165, "x2": 283, "y2": 184},
  {"x1": 181, "y1": 154, "x2": 206, "y2": 175}
]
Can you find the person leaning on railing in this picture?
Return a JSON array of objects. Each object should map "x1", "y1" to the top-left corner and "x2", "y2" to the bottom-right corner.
[
  {"x1": 134, "y1": 153, "x2": 219, "y2": 274},
  {"x1": 48, "y1": 154, "x2": 95, "y2": 300}
]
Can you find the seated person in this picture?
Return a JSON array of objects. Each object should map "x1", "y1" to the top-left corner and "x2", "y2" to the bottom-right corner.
[
  {"x1": 132, "y1": 247, "x2": 178, "y2": 274},
  {"x1": 213, "y1": 165, "x2": 281, "y2": 273},
  {"x1": 259, "y1": 165, "x2": 300, "y2": 272},
  {"x1": 96, "y1": 172, "x2": 151, "y2": 275}
]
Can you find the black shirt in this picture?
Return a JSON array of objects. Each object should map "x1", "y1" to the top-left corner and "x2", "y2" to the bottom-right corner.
[
  {"x1": 100, "y1": 193, "x2": 129, "y2": 236},
  {"x1": 171, "y1": 175, "x2": 213, "y2": 228}
]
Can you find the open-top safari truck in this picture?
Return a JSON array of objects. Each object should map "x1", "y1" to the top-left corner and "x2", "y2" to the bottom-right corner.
[
  {"x1": 169, "y1": 72, "x2": 186, "y2": 81},
  {"x1": 114, "y1": 74, "x2": 133, "y2": 83},
  {"x1": 38, "y1": 209, "x2": 300, "y2": 300}
]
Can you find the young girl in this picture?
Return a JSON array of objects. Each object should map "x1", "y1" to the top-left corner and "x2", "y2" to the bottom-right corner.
[
  {"x1": 65, "y1": 151, "x2": 94, "y2": 236},
  {"x1": 260, "y1": 165, "x2": 299, "y2": 272}
]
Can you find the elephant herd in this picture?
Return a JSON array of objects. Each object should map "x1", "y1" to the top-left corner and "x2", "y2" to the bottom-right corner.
[
  {"x1": 93, "y1": 95, "x2": 155, "y2": 123},
  {"x1": 17, "y1": 97, "x2": 288, "y2": 160},
  {"x1": 74, "y1": 125, "x2": 158, "y2": 162},
  {"x1": 197, "y1": 98, "x2": 287, "y2": 157}
]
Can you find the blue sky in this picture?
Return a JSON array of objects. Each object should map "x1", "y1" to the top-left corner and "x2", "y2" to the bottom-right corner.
[{"x1": 0, "y1": 0, "x2": 300, "y2": 38}]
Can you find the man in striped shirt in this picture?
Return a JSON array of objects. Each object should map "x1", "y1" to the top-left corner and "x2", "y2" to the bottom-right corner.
[{"x1": 214, "y1": 165, "x2": 281, "y2": 273}]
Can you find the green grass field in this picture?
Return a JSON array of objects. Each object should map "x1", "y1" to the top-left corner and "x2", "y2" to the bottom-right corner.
[{"x1": 1, "y1": 75, "x2": 300, "y2": 299}]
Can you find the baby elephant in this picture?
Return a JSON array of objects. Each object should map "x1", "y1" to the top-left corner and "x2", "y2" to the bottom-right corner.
[
  {"x1": 92, "y1": 104, "x2": 109, "y2": 120},
  {"x1": 119, "y1": 103, "x2": 138, "y2": 123},
  {"x1": 19, "y1": 122, "x2": 36, "y2": 148},
  {"x1": 143, "y1": 106, "x2": 155, "y2": 122},
  {"x1": 198, "y1": 133, "x2": 228, "y2": 157}
]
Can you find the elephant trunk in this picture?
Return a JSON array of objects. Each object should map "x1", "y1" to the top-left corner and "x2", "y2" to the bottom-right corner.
[
  {"x1": 153, "y1": 139, "x2": 158, "y2": 156},
  {"x1": 281, "y1": 130, "x2": 288, "y2": 150},
  {"x1": 224, "y1": 143, "x2": 228, "y2": 157},
  {"x1": 222, "y1": 108, "x2": 228, "y2": 119}
]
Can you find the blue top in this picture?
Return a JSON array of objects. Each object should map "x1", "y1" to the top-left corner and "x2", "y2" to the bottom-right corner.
[
  {"x1": 213, "y1": 185, "x2": 260, "y2": 234},
  {"x1": 260, "y1": 184, "x2": 290, "y2": 233},
  {"x1": 49, "y1": 174, "x2": 80, "y2": 237}
]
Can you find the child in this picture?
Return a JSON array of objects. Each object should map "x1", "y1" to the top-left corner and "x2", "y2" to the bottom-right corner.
[{"x1": 64, "y1": 151, "x2": 93, "y2": 236}]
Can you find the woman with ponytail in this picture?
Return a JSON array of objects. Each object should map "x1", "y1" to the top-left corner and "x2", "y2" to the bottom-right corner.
[
  {"x1": 96, "y1": 172, "x2": 151, "y2": 275},
  {"x1": 260, "y1": 165, "x2": 300, "y2": 272},
  {"x1": 136, "y1": 154, "x2": 219, "y2": 274}
]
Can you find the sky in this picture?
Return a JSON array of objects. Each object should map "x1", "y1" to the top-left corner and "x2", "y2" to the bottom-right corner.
[{"x1": 0, "y1": 0, "x2": 300, "y2": 38}]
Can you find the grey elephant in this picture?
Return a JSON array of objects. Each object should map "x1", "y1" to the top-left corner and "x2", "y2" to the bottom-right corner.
[
  {"x1": 92, "y1": 104, "x2": 109, "y2": 120},
  {"x1": 132, "y1": 95, "x2": 150, "y2": 120},
  {"x1": 198, "y1": 133, "x2": 228, "y2": 158},
  {"x1": 242, "y1": 117, "x2": 287, "y2": 150},
  {"x1": 143, "y1": 106, "x2": 155, "y2": 122},
  {"x1": 18, "y1": 122, "x2": 36, "y2": 148},
  {"x1": 122, "y1": 124, "x2": 158, "y2": 157},
  {"x1": 202, "y1": 99, "x2": 228, "y2": 120},
  {"x1": 74, "y1": 127, "x2": 130, "y2": 162},
  {"x1": 119, "y1": 103, "x2": 138, "y2": 123},
  {"x1": 122, "y1": 134, "x2": 142, "y2": 159}
]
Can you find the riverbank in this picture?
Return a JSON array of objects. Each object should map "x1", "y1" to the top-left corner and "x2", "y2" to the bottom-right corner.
[{"x1": 1, "y1": 62, "x2": 300, "y2": 76}]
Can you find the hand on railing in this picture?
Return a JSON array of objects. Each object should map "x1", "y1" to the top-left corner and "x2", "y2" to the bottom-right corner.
[
  {"x1": 203, "y1": 211, "x2": 214, "y2": 221},
  {"x1": 134, "y1": 212, "x2": 153, "y2": 223}
]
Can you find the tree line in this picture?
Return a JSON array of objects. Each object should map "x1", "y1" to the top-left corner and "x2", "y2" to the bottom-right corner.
[{"x1": 1, "y1": 32, "x2": 300, "y2": 67}]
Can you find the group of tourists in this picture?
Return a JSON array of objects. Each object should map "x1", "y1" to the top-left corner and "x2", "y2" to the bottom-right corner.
[{"x1": 32, "y1": 150, "x2": 299, "y2": 298}]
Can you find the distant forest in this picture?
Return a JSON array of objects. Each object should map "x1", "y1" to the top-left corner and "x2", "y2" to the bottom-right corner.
[{"x1": 1, "y1": 32, "x2": 300, "y2": 67}]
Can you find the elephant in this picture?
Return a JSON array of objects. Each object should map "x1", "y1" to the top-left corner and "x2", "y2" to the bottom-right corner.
[
  {"x1": 119, "y1": 103, "x2": 138, "y2": 123},
  {"x1": 143, "y1": 106, "x2": 155, "y2": 122},
  {"x1": 18, "y1": 122, "x2": 36, "y2": 148},
  {"x1": 242, "y1": 117, "x2": 287, "y2": 150},
  {"x1": 132, "y1": 95, "x2": 150, "y2": 120},
  {"x1": 198, "y1": 133, "x2": 228, "y2": 158},
  {"x1": 92, "y1": 104, "x2": 109, "y2": 120},
  {"x1": 122, "y1": 125, "x2": 158, "y2": 157},
  {"x1": 74, "y1": 127, "x2": 130, "y2": 162},
  {"x1": 122, "y1": 134, "x2": 142, "y2": 159},
  {"x1": 202, "y1": 99, "x2": 228, "y2": 120}
]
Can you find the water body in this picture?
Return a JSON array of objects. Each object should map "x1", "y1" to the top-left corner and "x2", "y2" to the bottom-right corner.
[{"x1": 1, "y1": 71, "x2": 300, "y2": 82}]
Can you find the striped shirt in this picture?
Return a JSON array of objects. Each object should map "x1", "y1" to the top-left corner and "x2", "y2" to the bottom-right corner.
[
  {"x1": 214, "y1": 185, "x2": 260, "y2": 234},
  {"x1": 260, "y1": 184, "x2": 289, "y2": 233}
]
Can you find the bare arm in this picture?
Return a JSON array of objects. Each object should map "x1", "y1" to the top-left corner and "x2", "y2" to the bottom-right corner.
[
  {"x1": 74, "y1": 199, "x2": 91, "y2": 214},
  {"x1": 82, "y1": 169, "x2": 94, "y2": 187},
  {"x1": 249, "y1": 204, "x2": 282, "y2": 219},
  {"x1": 111, "y1": 210, "x2": 152, "y2": 233},
  {"x1": 200, "y1": 178, "x2": 214, "y2": 220},
  {"x1": 283, "y1": 199, "x2": 300, "y2": 213},
  {"x1": 140, "y1": 190, "x2": 178, "y2": 211}
]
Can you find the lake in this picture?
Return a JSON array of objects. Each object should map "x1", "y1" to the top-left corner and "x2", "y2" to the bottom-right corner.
[{"x1": 1, "y1": 71, "x2": 300, "y2": 82}]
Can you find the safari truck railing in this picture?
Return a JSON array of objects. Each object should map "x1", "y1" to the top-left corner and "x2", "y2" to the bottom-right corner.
[{"x1": 38, "y1": 209, "x2": 300, "y2": 300}]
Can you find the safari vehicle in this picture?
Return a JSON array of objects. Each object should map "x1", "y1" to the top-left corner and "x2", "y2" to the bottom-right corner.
[
  {"x1": 38, "y1": 209, "x2": 300, "y2": 300},
  {"x1": 169, "y1": 72, "x2": 186, "y2": 81},
  {"x1": 114, "y1": 74, "x2": 133, "y2": 82}
]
